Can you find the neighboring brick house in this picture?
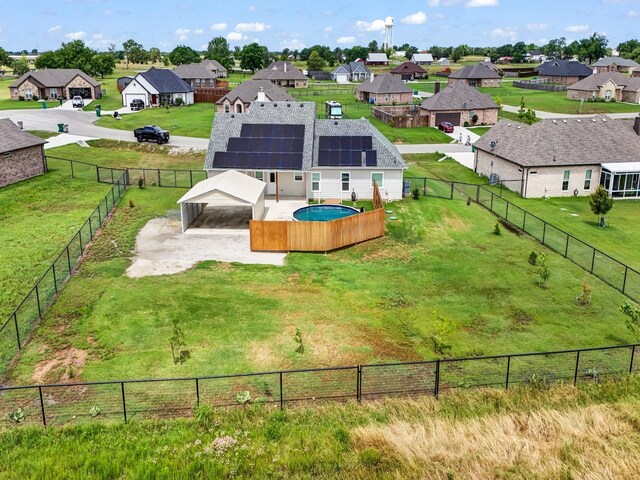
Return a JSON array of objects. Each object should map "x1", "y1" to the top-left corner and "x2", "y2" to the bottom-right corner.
[
  {"x1": 592, "y1": 56, "x2": 640, "y2": 74},
  {"x1": 200, "y1": 59, "x2": 228, "y2": 78},
  {"x1": 0, "y1": 119, "x2": 48, "y2": 187},
  {"x1": 567, "y1": 72, "x2": 640, "y2": 104},
  {"x1": 535, "y1": 60, "x2": 593, "y2": 85},
  {"x1": 173, "y1": 63, "x2": 218, "y2": 88},
  {"x1": 9, "y1": 69, "x2": 101, "y2": 100},
  {"x1": 419, "y1": 83, "x2": 499, "y2": 127},
  {"x1": 473, "y1": 115, "x2": 640, "y2": 198},
  {"x1": 390, "y1": 62, "x2": 428, "y2": 81},
  {"x1": 253, "y1": 61, "x2": 308, "y2": 88},
  {"x1": 447, "y1": 63, "x2": 501, "y2": 87},
  {"x1": 215, "y1": 80, "x2": 294, "y2": 113},
  {"x1": 355, "y1": 74, "x2": 413, "y2": 105}
]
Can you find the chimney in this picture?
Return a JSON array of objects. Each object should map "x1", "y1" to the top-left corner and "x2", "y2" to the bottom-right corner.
[
  {"x1": 434, "y1": 81, "x2": 440, "y2": 94},
  {"x1": 370, "y1": 72, "x2": 375, "y2": 83},
  {"x1": 635, "y1": 114, "x2": 640, "y2": 136},
  {"x1": 256, "y1": 86, "x2": 266, "y2": 102}
]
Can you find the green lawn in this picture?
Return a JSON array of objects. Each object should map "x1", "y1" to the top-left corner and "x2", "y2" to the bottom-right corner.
[
  {"x1": 468, "y1": 126, "x2": 491, "y2": 136},
  {"x1": 7, "y1": 171, "x2": 634, "y2": 385},
  {"x1": 2, "y1": 378, "x2": 640, "y2": 479},
  {"x1": 0, "y1": 168, "x2": 110, "y2": 319},
  {"x1": 96, "y1": 103, "x2": 217, "y2": 138}
]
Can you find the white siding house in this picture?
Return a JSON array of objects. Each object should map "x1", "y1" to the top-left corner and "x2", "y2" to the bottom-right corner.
[{"x1": 121, "y1": 67, "x2": 194, "y2": 108}]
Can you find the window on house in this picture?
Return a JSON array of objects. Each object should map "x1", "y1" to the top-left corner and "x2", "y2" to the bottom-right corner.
[
  {"x1": 312, "y1": 172, "x2": 321, "y2": 192},
  {"x1": 294, "y1": 172, "x2": 303, "y2": 182},
  {"x1": 371, "y1": 172, "x2": 384, "y2": 188},
  {"x1": 604, "y1": 90, "x2": 612, "y2": 101},
  {"x1": 50, "y1": 88, "x2": 57, "y2": 98},
  {"x1": 24, "y1": 88, "x2": 32, "y2": 99},
  {"x1": 224, "y1": 104, "x2": 230, "y2": 113},
  {"x1": 255, "y1": 171, "x2": 264, "y2": 181},
  {"x1": 584, "y1": 169, "x2": 592, "y2": 190},
  {"x1": 562, "y1": 170, "x2": 570, "y2": 191},
  {"x1": 341, "y1": 172, "x2": 350, "y2": 192}
]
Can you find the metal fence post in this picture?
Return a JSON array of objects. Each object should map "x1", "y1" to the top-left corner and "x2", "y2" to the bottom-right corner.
[
  {"x1": 356, "y1": 366, "x2": 362, "y2": 403},
  {"x1": 450, "y1": 182, "x2": 454, "y2": 200},
  {"x1": 476, "y1": 185, "x2": 480, "y2": 204},
  {"x1": 590, "y1": 249, "x2": 596, "y2": 274},
  {"x1": 121, "y1": 382, "x2": 127, "y2": 423},
  {"x1": 174, "y1": 170, "x2": 177, "y2": 187},
  {"x1": 505, "y1": 356, "x2": 511, "y2": 390},
  {"x1": 79, "y1": 229, "x2": 84, "y2": 254},
  {"x1": 542, "y1": 223, "x2": 546, "y2": 245},
  {"x1": 13, "y1": 312, "x2": 21, "y2": 349},
  {"x1": 279, "y1": 372, "x2": 284, "y2": 410},
  {"x1": 111, "y1": 169, "x2": 114, "y2": 184},
  {"x1": 195, "y1": 378, "x2": 200, "y2": 407},
  {"x1": 35, "y1": 284, "x2": 42, "y2": 319},
  {"x1": 573, "y1": 351, "x2": 581, "y2": 386},
  {"x1": 434, "y1": 360, "x2": 441, "y2": 399},
  {"x1": 630, "y1": 346, "x2": 636, "y2": 374},
  {"x1": 623, "y1": 266, "x2": 628, "y2": 294},
  {"x1": 190, "y1": 170, "x2": 193, "y2": 188},
  {"x1": 490, "y1": 193, "x2": 494, "y2": 211},
  {"x1": 70, "y1": 160, "x2": 74, "y2": 178},
  {"x1": 158, "y1": 169, "x2": 161, "y2": 187},
  {"x1": 66, "y1": 245, "x2": 72, "y2": 273},
  {"x1": 52, "y1": 264, "x2": 58, "y2": 293},
  {"x1": 95, "y1": 164, "x2": 99, "y2": 182},
  {"x1": 423, "y1": 178, "x2": 427, "y2": 197},
  {"x1": 522, "y1": 211, "x2": 527, "y2": 232},
  {"x1": 39, "y1": 386, "x2": 47, "y2": 427}
]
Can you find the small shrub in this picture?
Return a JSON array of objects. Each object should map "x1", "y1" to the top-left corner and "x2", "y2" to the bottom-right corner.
[
  {"x1": 620, "y1": 300, "x2": 640, "y2": 340},
  {"x1": 194, "y1": 404, "x2": 215, "y2": 428},
  {"x1": 236, "y1": 391, "x2": 251, "y2": 405},
  {"x1": 32, "y1": 95, "x2": 39, "y2": 101},
  {"x1": 128, "y1": 199, "x2": 135, "y2": 208},
  {"x1": 388, "y1": 118, "x2": 395, "y2": 128},
  {"x1": 90, "y1": 406, "x2": 101, "y2": 417},
  {"x1": 576, "y1": 282, "x2": 592, "y2": 306},
  {"x1": 411, "y1": 187, "x2": 420, "y2": 200},
  {"x1": 43, "y1": 96, "x2": 48, "y2": 101},
  {"x1": 493, "y1": 222, "x2": 501, "y2": 235},
  {"x1": 466, "y1": 196, "x2": 471, "y2": 206},
  {"x1": 585, "y1": 367, "x2": 599, "y2": 383},
  {"x1": 432, "y1": 314, "x2": 457, "y2": 354},
  {"x1": 18, "y1": 96, "x2": 25, "y2": 101},
  {"x1": 463, "y1": 121, "x2": 470, "y2": 127},
  {"x1": 5, "y1": 408, "x2": 26, "y2": 423},
  {"x1": 265, "y1": 423, "x2": 283, "y2": 441},
  {"x1": 359, "y1": 448, "x2": 381, "y2": 466},
  {"x1": 137, "y1": 177, "x2": 145, "y2": 189},
  {"x1": 537, "y1": 253, "x2": 551, "y2": 288},
  {"x1": 293, "y1": 328, "x2": 304, "y2": 354},
  {"x1": 528, "y1": 251, "x2": 538, "y2": 265},
  {"x1": 169, "y1": 318, "x2": 190, "y2": 364},
  {"x1": 174, "y1": 98, "x2": 184, "y2": 107},
  {"x1": 333, "y1": 428, "x2": 350, "y2": 449}
]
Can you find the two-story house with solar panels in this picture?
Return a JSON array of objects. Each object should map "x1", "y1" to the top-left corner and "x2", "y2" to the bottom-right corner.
[{"x1": 204, "y1": 101, "x2": 407, "y2": 201}]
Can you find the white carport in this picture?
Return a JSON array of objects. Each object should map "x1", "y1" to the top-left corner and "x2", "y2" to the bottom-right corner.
[{"x1": 177, "y1": 170, "x2": 266, "y2": 232}]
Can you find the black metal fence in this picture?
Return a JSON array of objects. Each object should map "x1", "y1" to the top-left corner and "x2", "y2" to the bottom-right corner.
[
  {"x1": 405, "y1": 176, "x2": 640, "y2": 304},
  {"x1": 0, "y1": 166, "x2": 129, "y2": 378},
  {"x1": 0, "y1": 343, "x2": 637, "y2": 428}
]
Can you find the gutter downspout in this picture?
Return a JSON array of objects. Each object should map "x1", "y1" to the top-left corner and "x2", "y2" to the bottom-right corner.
[{"x1": 521, "y1": 167, "x2": 526, "y2": 198}]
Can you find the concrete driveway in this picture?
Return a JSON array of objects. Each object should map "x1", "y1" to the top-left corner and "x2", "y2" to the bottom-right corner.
[{"x1": 445, "y1": 126, "x2": 481, "y2": 145}]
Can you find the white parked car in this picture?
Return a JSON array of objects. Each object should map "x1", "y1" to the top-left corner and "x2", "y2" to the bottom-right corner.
[{"x1": 72, "y1": 96, "x2": 84, "y2": 108}]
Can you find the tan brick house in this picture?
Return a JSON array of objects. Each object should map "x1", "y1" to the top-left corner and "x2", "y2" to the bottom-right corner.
[
  {"x1": 355, "y1": 74, "x2": 413, "y2": 105},
  {"x1": 252, "y1": 61, "x2": 308, "y2": 88},
  {"x1": 567, "y1": 72, "x2": 640, "y2": 104},
  {"x1": 0, "y1": 119, "x2": 48, "y2": 187},
  {"x1": 215, "y1": 80, "x2": 294, "y2": 113},
  {"x1": 9, "y1": 69, "x2": 101, "y2": 100},
  {"x1": 592, "y1": 56, "x2": 640, "y2": 74},
  {"x1": 419, "y1": 83, "x2": 499, "y2": 126},
  {"x1": 447, "y1": 63, "x2": 501, "y2": 88}
]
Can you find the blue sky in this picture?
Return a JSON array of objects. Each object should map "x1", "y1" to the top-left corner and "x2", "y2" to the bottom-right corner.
[{"x1": 1, "y1": 0, "x2": 639, "y2": 52}]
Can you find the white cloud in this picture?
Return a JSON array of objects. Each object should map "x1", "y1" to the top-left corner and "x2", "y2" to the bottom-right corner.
[
  {"x1": 565, "y1": 24, "x2": 589, "y2": 33},
  {"x1": 526, "y1": 23, "x2": 548, "y2": 31},
  {"x1": 211, "y1": 22, "x2": 228, "y2": 31},
  {"x1": 490, "y1": 27, "x2": 517, "y2": 41},
  {"x1": 48, "y1": 25, "x2": 61, "y2": 34},
  {"x1": 401, "y1": 11, "x2": 427, "y2": 25},
  {"x1": 281, "y1": 38, "x2": 306, "y2": 50},
  {"x1": 432, "y1": 13, "x2": 445, "y2": 19},
  {"x1": 628, "y1": 10, "x2": 640, "y2": 17},
  {"x1": 337, "y1": 36, "x2": 356, "y2": 45},
  {"x1": 194, "y1": 29, "x2": 204, "y2": 35},
  {"x1": 226, "y1": 31, "x2": 247, "y2": 41},
  {"x1": 175, "y1": 28, "x2": 190, "y2": 41},
  {"x1": 64, "y1": 31, "x2": 86, "y2": 40},
  {"x1": 466, "y1": 0, "x2": 499, "y2": 6},
  {"x1": 235, "y1": 22, "x2": 269, "y2": 32},
  {"x1": 324, "y1": 26, "x2": 333, "y2": 33},
  {"x1": 356, "y1": 19, "x2": 386, "y2": 33}
]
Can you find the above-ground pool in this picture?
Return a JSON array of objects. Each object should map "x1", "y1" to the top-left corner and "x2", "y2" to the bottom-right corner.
[{"x1": 293, "y1": 204, "x2": 360, "y2": 222}]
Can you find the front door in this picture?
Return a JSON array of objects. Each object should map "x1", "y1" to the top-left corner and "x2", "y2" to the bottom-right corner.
[{"x1": 267, "y1": 172, "x2": 277, "y2": 195}]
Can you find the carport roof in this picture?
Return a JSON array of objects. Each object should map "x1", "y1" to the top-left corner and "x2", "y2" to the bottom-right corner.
[{"x1": 177, "y1": 170, "x2": 265, "y2": 205}]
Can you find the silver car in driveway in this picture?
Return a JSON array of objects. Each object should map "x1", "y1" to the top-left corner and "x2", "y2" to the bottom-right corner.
[{"x1": 72, "y1": 96, "x2": 84, "y2": 108}]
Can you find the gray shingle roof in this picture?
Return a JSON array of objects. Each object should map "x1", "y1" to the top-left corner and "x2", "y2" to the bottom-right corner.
[
  {"x1": 448, "y1": 63, "x2": 501, "y2": 80},
  {"x1": 420, "y1": 82, "x2": 498, "y2": 111},
  {"x1": 252, "y1": 61, "x2": 307, "y2": 81},
  {"x1": 216, "y1": 80, "x2": 294, "y2": 105},
  {"x1": 535, "y1": 60, "x2": 593, "y2": 78},
  {"x1": 356, "y1": 74, "x2": 412, "y2": 94},
  {"x1": 0, "y1": 119, "x2": 47, "y2": 154},
  {"x1": 172, "y1": 63, "x2": 217, "y2": 80},
  {"x1": 567, "y1": 71, "x2": 640, "y2": 93},
  {"x1": 200, "y1": 59, "x2": 228, "y2": 74},
  {"x1": 139, "y1": 67, "x2": 194, "y2": 93},
  {"x1": 9, "y1": 69, "x2": 100, "y2": 88},
  {"x1": 332, "y1": 62, "x2": 370, "y2": 75},
  {"x1": 204, "y1": 101, "x2": 407, "y2": 171},
  {"x1": 592, "y1": 56, "x2": 640, "y2": 68},
  {"x1": 474, "y1": 115, "x2": 640, "y2": 168}
]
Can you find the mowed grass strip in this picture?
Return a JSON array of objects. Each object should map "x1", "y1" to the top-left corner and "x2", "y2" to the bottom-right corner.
[
  {"x1": 0, "y1": 169, "x2": 111, "y2": 318},
  {"x1": 7, "y1": 180, "x2": 634, "y2": 385}
]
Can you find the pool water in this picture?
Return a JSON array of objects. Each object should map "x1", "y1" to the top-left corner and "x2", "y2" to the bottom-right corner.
[{"x1": 293, "y1": 205, "x2": 360, "y2": 222}]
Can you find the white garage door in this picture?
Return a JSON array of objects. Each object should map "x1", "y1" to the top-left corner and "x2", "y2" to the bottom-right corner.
[{"x1": 124, "y1": 93, "x2": 147, "y2": 107}]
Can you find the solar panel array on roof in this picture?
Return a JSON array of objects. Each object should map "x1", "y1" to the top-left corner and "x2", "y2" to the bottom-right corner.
[
  {"x1": 212, "y1": 123, "x2": 306, "y2": 170},
  {"x1": 317, "y1": 135, "x2": 378, "y2": 167}
]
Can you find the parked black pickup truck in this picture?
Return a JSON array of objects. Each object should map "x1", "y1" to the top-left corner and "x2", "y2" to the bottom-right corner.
[{"x1": 133, "y1": 125, "x2": 170, "y2": 145}]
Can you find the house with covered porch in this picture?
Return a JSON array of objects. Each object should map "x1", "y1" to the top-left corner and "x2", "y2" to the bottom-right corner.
[{"x1": 120, "y1": 67, "x2": 194, "y2": 108}]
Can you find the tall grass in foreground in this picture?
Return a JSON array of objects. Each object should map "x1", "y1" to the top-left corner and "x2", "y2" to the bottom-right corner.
[{"x1": 2, "y1": 377, "x2": 640, "y2": 479}]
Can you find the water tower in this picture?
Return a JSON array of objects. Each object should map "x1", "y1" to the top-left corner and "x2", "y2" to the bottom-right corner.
[{"x1": 383, "y1": 16, "x2": 394, "y2": 51}]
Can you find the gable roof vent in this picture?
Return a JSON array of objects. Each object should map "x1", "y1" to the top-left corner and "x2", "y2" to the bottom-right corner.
[
  {"x1": 577, "y1": 119, "x2": 582, "y2": 123},
  {"x1": 552, "y1": 120, "x2": 557, "y2": 123},
  {"x1": 592, "y1": 118, "x2": 596, "y2": 122},
  {"x1": 562, "y1": 119, "x2": 567, "y2": 123}
]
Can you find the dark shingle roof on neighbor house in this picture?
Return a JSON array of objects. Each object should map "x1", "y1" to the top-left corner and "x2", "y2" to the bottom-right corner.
[
  {"x1": 390, "y1": 62, "x2": 427, "y2": 75},
  {"x1": 535, "y1": 60, "x2": 593, "y2": 77},
  {"x1": 474, "y1": 115, "x2": 640, "y2": 167},
  {"x1": 568, "y1": 71, "x2": 640, "y2": 93},
  {"x1": 9, "y1": 69, "x2": 100, "y2": 88},
  {"x1": 0, "y1": 119, "x2": 47, "y2": 154},
  {"x1": 420, "y1": 83, "x2": 498, "y2": 111},
  {"x1": 216, "y1": 80, "x2": 294, "y2": 105},
  {"x1": 252, "y1": 61, "x2": 307, "y2": 81},
  {"x1": 200, "y1": 59, "x2": 227, "y2": 73},
  {"x1": 448, "y1": 63, "x2": 501, "y2": 80},
  {"x1": 592, "y1": 56, "x2": 640, "y2": 68},
  {"x1": 172, "y1": 63, "x2": 217, "y2": 80},
  {"x1": 356, "y1": 74, "x2": 412, "y2": 94},
  {"x1": 139, "y1": 67, "x2": 193, "y2": 93}
]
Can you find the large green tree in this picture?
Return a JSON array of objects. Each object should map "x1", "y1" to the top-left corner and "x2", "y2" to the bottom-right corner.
[
  {"x1": 618, "y1": 39, "x2": 640, "y2": 58},
  {"x1": 122, "y1": 39, "x2": 143, "y2": 68},
  {"x1": 168, "y1": 45, "x2": 200, "y2": 66},
  {"x1": 148, "y1": 47, "x2": 162, "y2": 64},
  {"x1": 239, "y1": 42, "x2": 267, "y2": 72},
  {"x1": 0, "y1": 47, "x2": 10, "y2": 67},
  {"x1": 205, "y1": 37, "x2": 233, "y2": 70},
  {"x1": 578, "y1": 33, "x2": 608, "y2": 64},
  {"x1": 307, "y1": 51, "x2": 325, "y2": 71},
  {"x1": 89, "y1": 53, "x2": 116, "y2": 78},
  {"x1": 12, "y1": 57, "x2": 30, "y2": 76},
  {"x1": 35, "y1": 50, "x2": 61, "y2": 69},
  {"x1": 57, "y1": 40, "x2": 94, "y2": 71}
]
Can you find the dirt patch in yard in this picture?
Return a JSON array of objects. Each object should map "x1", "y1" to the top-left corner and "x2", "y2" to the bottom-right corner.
[{"x1": 31, "y1": 348, "x2": 88, "y2": 384}]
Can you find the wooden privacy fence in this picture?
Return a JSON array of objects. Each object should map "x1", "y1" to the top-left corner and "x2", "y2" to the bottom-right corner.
[{"x1": 194, "y1": 87, "x2": 230, "y2": 103}]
